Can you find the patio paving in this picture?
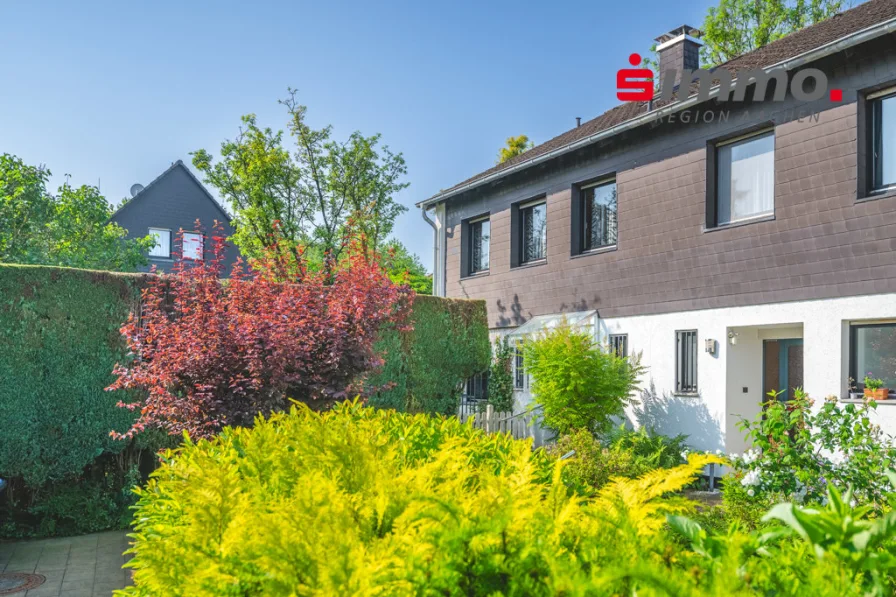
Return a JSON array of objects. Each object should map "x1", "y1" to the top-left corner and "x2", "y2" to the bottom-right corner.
[{"x1": 0, "y1": 530, "x2": 132, "y2": 596}]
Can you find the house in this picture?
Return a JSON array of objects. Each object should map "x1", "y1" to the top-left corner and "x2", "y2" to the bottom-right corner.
[
  {"x1": 419, "y1": 0, "x2": 896, "y2": 454},
  {"x1": 110, "y1": 160, "x2": 241, "y2": 273}
]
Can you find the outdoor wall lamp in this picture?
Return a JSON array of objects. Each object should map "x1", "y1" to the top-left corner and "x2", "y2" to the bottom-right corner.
[
  {"x1": 705, "y1": 338, "x2": 717, "y2": 355},
  {"x1": 728, "y1": 331, "x2": 739, "y2": 346}
]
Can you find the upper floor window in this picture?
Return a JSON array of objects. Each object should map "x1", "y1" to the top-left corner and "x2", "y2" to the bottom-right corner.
[
  {"x1": 182, "y1": 232, "x2": 203, "y2": 261},
  {"x1": 871, "y1": 90, "x2": 896, "y2": 193},
  {"x1": 468, "y1": 216, "x2": 490, "y2": 274},
  {"x1": 714, "y1": 130, "x2": 774, "y2": 226},
  {"x1": 849, "y1": 323, "x2": 896, "y2": 393},
  {"x1": 520, "y1": 200, "x2": 546, "y2": 264},
  {"x1": 148, "y1": 228, "x2": 171, "y2": 258},
  {"x1": 580, "y1": 180, "x2": 617, "y2": 251}
]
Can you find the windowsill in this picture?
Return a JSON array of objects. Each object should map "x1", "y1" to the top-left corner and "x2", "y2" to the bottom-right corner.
[
  {"x1": 841, "y1": 392, "x2": 896, "y2": 404},
  {"x1": 858, "y1": 187, "x2": 896, "y2": 203},
  {"x1": 674, "y1": 392, "x2": 699, "y2": 398},
  {"x1": 149, "y1": 257, "x2": 174, "y2": 262},
  {"x1": 460, "y1": 270, "x2": 490, "y2": 281},
  {"x1": 512, "y1": 259, "x2": 547, "y2": 271},
  {"x1": 571, "y1": 245, "x2": 617, "y2": 259},
  {"x1": 703, "y1": 214, "x2": 775, "y2": 233}
]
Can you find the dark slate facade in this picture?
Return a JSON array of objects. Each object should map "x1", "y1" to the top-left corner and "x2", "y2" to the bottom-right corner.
[
  {"x1": 110, "y1": 160, "x2": 241, "y2": 274},
  {"x1": 440, "y1": 33, "x2": 896, "y2": 329}
]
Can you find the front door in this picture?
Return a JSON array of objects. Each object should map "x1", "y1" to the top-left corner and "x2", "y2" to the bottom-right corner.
[{"x1": 762, "y1": 338, "x2": 804, "y2": 402}]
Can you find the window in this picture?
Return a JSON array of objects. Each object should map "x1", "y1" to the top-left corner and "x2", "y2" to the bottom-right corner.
[
  {"x1": 514, "y1": 346, "x2": 527, "y2": 389},
  {"x1": 520, "y1": 201, "x2": 546, "y2": 263},
  {"x1": 465, "y1": 371, "x2": 489, "y2": 401},
  {"x1": 182, "y1": 232, "x2": 203, "y2": 261},
  {"x1": 850, "y1": 323, "x2": 896, "y2": 392},
  {"x1": 609, "y1": 334, "x2": 628, "y2": 358},
  {"x1": 468, "y1": 216, "x2": 490, "y2": 274},
  {"x1": 148, "y1": 228, "x2": 171, "y2": 258},
  {"x1": 871, "y1": 90, "x2": 896, "y2": 192},
  {"x1": 675, "y1": 330, "x2": 698, "y2": 394},
  {"x1": 581, "y1": 180, "x2": 617, "y2": 251},
  {"x1": 714, "y1": 130, "x2": 775, "y2": 226}
]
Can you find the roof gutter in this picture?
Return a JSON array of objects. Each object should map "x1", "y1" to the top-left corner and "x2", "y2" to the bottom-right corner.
[{"x1": 417, "y1": 15, "x2": 896, "y2": 209}]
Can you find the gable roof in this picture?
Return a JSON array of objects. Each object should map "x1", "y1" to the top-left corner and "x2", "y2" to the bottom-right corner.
[
  {"x1": 420, "y1": 0, "x2": 896, "y2": 208},
  {"x1": 110, "y1": 159, "x2": 232, "y2": 223}
]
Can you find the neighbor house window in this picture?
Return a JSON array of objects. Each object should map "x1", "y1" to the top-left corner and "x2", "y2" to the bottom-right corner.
[
  {"x1": 182, "y1": 232, "x2": 203, "y2": 261},
  {"x1": 675, "y1": 330, "x2": 698, "y2": 394},
  {"x1": 609, "y1": 334, "x2": 628, "y2": 358},
  {"x1": 871, "y1": 89, "x2": 896, "y2": 192},
  {"x1": 714, "y1": 130, "x2": 775, "y2": 226},
  {"x1": 148, "y1": 228, "x2": 171, "y2": 258},
  {"x1": 468, "y1": 216, "x2": 490, "y2": 274},
  {"x1": 514, "y1": 346, "x2": 526, "y2": 389},
  {"x1": 850, "y1": 323, "x2": 896, "y2": 392},
  {"x1": 581, "y1": 180, "x2": 617, "y2": 251},
  {"x1": 520, "y1": 201, "x2": 546, "y2": 263}
]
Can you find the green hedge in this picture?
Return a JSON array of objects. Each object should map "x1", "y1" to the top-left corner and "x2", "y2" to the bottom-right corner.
[
  {"x1": 0, "y1": 265, "x2": 488, "y2": 534},
  {"x1": 367, "y1": 295, "x2": 490, "y2": 414},
  {"x1": 0, "y1": 265, "x2": 147, "y2": 486}
]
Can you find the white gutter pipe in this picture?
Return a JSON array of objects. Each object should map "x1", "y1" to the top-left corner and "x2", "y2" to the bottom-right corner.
[
  {"x1": 421, "y1": 206, "x2": 443, "y2": 296},
  {"x1": 416, "y1": 15, "x2": 896, "y2": 209}
]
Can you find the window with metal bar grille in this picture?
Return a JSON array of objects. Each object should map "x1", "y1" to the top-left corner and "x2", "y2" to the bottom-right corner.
[
  {"x1": 514, "y1": 346, "x2": 526, "y2": 389},
  {"x1": 676, "y1": 330, "x2": 698, "y2": 394},
  {"x1": 609, "y1": 334, "x2": 628, "y2": 358}
]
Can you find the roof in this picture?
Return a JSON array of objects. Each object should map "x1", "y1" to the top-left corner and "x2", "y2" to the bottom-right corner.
[
  {"x1": 109, "y1": 159, "x2": 232, "y2": 223},
  {"x1": 422, "y1": 0, "x2": 896, "y2": 207}
]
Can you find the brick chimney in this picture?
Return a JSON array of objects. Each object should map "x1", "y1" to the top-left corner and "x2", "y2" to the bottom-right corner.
[{"x1": 655, "y1": 25, "x2": 703, "y2": 91}]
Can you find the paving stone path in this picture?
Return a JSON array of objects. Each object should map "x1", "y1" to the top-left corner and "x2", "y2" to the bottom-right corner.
[{"x1": 0, "y1": 530, "x2": 131, "y2": 596}]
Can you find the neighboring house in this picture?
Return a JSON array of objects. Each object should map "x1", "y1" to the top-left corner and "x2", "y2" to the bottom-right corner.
[
  {"x1": 111, "y1": 160, "x2": 241, "y2": 274},
  {"x1": 420, "y1": 0, "x2": 896, "y2": 454}
]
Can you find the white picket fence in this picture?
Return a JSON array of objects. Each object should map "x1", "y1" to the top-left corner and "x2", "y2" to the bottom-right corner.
[{"x1": 458, "y1": 404, "x2": 547, "y2": 447}]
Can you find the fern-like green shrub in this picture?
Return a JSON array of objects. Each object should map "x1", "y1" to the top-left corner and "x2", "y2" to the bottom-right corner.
[
  {"x1": 523, "y1": 322, "x2": 644, "y2": 434},
  {"x1": 551, "y1": 427, "x2": 690, "y2": 495},
  {"x1": 119, "y1": 401, "x2": 720, "y2": 596}
]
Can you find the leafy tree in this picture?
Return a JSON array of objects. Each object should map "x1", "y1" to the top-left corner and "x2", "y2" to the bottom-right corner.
[
  {"x1": 191, "y1": 90, "x2": 409, "y2": 276},
  {"x1": 381, "y1": 239, "x2": 432, "y2": 294},
  {"x1": 523, "y1": 323, "x2": 643, "y2": 435},
  {"x1": 0, "y1": 154, "x2": 154, "y2": 271},
  {"x1": 701, "y1": 0, "x2": 846, "y2": 66},
  {"x1": 107, "y1": 225, "x2": 412, "y2": 439},
  {"x1": 497, "y1": 135, "x2": 534, "y2": 164}
]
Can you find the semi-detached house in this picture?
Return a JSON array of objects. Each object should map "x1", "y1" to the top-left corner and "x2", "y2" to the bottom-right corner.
[{"x1": 418, "y1": 0, "x2": 896, "y2": 454}]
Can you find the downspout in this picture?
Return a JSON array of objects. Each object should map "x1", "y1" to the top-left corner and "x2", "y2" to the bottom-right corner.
[{"x1": 421, "y1": 205, "x2": 444, "y2": 296}]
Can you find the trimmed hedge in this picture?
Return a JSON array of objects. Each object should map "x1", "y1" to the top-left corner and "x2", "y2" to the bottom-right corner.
[
  {"x1": 0, "y1": 265, "x2": 146, "y2": 486},
  {"x1": 0, "y1": 265, "x2": 488, "y2": 535},
  {"x1": 367, "y1": 295, "x2": 490, "y2": 414}
]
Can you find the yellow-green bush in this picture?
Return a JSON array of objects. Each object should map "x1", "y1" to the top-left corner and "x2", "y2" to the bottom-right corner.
[{"x1": 119, "y1": 402, "x2": 733, "y2": 596}]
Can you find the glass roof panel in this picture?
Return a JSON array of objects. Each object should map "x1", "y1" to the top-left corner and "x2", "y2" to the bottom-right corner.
[{"x1": 506, "y1": 310, "x2": 597, "y2": 338}]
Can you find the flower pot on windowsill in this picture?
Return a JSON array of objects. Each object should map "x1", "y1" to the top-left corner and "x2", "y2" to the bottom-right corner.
[{"x1": 864, "y1": 388, "x2": 890, "y2": 401}]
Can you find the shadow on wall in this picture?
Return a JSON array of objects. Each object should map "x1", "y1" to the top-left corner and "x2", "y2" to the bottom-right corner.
[
  {"x1": 628, "y1": 380, "x2": 725, "y2": 453},
  {"x1": 495, "y1": 294, "x2": 527, "y2": 327}
]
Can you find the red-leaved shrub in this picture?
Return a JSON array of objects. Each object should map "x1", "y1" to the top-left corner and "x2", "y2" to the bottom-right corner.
[{"x1": 107, "y1": 223, "x2": 412, "y2": 439}]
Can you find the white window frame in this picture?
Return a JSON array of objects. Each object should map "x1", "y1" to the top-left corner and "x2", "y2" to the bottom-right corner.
[
  {"x1": 148, "y1": 228, "x2": 171, "y2": 259},
  {"x1": 182, "y1": 231, "x2": 204, "y2": 261},
  {"x1": 714, "y1": 128, "x2": 775, "y2": 226}
]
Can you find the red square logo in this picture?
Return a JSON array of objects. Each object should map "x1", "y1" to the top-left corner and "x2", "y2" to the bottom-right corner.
[{"x1": 829, "y1": 89, "x2": 843, "y2": 102}]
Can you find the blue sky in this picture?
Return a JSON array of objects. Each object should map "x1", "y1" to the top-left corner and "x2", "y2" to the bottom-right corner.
[{"x1": 0, "y1": 0, "x2": 716, "y2": 269}]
